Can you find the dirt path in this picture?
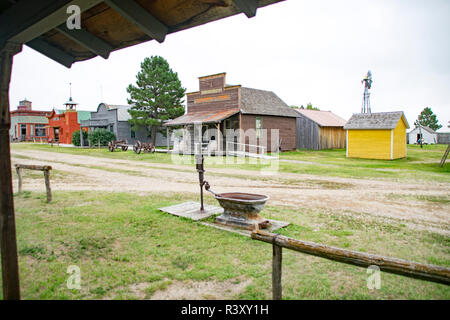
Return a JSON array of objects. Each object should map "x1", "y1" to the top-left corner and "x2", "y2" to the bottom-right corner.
[{"x1": 11, "y1": 149, "x2": 450, "y2": 235}]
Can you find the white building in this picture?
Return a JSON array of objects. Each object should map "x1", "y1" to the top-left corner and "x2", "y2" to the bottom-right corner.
[{"x1": 408, "y1": 126, "x2": 437, "y2": 144}]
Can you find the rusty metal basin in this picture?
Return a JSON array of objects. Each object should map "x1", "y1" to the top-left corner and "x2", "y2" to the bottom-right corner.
[{"x1": 213, "y1": 192, "x2": 271, "y2": 230}]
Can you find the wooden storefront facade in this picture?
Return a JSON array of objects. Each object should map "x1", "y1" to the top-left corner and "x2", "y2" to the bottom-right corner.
[{"x1": 164, "y1": 73, "x2": 298, "y2": 154}]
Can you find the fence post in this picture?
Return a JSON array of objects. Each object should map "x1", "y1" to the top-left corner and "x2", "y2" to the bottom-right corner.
[
  {"x1": 43, "y1": 169, "x2": 52, "y2": 203},
  {"x1": 15, "y1": 167, "x2": 22, "y2": 193},
  {"x1": 273, "y1": 243, "x2": 282, "y2": 300}
]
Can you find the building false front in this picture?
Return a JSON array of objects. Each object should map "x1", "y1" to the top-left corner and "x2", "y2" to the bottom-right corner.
[
  {"x1": 164, "y1": 73, "x2": 299, "y2": 154},
  {"x1": 10, "y1": 100, "x2": 50, "y2": 141}
]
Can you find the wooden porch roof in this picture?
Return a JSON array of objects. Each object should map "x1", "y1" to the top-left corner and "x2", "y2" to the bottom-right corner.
[
  {"x1": 0, "y1": 0, "x2": 284, "y2": 68},
  {"x1": 164, "y1": 108, "x2": 239, "y2": 126}
]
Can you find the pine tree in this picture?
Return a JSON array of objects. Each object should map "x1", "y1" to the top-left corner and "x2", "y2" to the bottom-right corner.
[
  {"x1": 127, "y1": 56, "x2": 185, "y2": 145},
  {"x1": 417, "y1": 107, "x2": 442, "y2": 131}
]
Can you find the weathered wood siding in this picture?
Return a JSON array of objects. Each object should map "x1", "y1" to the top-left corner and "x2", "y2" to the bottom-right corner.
[
  {"x1": 319, "y1": 127, "x2": 346, "y2": 149},
  {"x1": 296, "y1": 114, "x2": 345, "y2": 150},
  {"x1": 241, "y1": 115, "x2": 296, "y2": 152},
  {"x1": 187, "y1": 86, "x2": 239, "y2": 114},
  {"x1": 296, "y1": 115, "x2": 319, "y2": 149}
]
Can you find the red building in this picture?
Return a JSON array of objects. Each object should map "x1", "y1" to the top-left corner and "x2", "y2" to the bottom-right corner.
[{"x1": 47, "y1": 98, "x2": 80, "y2": 144}]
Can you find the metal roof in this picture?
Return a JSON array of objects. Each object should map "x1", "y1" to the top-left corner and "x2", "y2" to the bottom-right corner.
[
  {"x1": 344, "y1": 111, "x2": 410, "y2": 130},
  {"x1": 164, "y1": 108, "x2": 240, "y2": 126},
  {"x1": 0, "y1": 0, "x2": 284, "y2": 68},
  {"x1": 294, "y1": 109, "x2": 347, "y2": 127},
  {"x1": 240, "y1": 87, "x2": 299, "y2": 118}
]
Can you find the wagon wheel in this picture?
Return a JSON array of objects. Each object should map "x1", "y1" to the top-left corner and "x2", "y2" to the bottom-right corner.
[
  {"x1": 108, "y1": 142, "x2": 115, "y2": 152},
  {"x1": 122, "y1": 145, "x2": 128, "y2": 151},
  {"x1": 150, "y1": 145, "x2": 155, "y2": 153},
  {"x1": 133, "y1": 141, "x2": 142, "y2": 154}
]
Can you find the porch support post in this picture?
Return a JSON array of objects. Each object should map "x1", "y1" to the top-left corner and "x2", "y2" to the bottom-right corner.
[
  {"x1": 217, "y1": 122, "x2": 222, "y2": 154},
  {"x1": 0, "y1": 41, "x2": 22, "y2": 300},
  {"x1": 166, "y1": 126, "x2": 170, "y2": 152}
]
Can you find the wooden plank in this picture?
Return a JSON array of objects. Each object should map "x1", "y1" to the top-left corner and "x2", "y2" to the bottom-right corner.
[
  {"x1": 14, "y1": 164, "x2": 52, "y2": 171},
  {"x1": 233, "y1": 0, "x2": 258, "y2": 18},
  {"x1": 55, "y1": 24, "x2": 113, "y2": 59},
  {"x1": 252, "y1": 230, "x2": 450, "y2": 286},
  {"x1": 26, "y1": 38, "x2": 74, "y2": 68},
  {"x1": 104, "y1": 0, "x2": 168, "y2": 43},
  {"x1": 272, "y1": 243, "x2": 282, "y2": 300},
  {"x1": 0, "y1": 41, "x2": 22, "y2": 300},
  {"x1": 0, "y1": 0, "x2": 103, "y2": 45}
]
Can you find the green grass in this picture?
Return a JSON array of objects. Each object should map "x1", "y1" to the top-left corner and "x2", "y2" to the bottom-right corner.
[
  {"x1": 1, "y1": 190, "x2": 448, "y2": 300},
  {"x1": 11, "y1": 143, "x2": 450, "y2": 182}
]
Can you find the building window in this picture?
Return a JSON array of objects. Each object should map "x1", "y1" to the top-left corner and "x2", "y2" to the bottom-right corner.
[
  {"x1": 35, "y1": 124, "x2": 46, "y2": 137},
  {"x1": 255, "y1": 117, "x2": 262, "y2": 139},
  {"x1": 131, "y1": 129, "x2": 135, "y2": 138}
]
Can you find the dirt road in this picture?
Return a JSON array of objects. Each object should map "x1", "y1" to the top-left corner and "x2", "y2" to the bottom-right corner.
[{"x1": 11, "y1": 149, "x2": 450, "y2": 235}]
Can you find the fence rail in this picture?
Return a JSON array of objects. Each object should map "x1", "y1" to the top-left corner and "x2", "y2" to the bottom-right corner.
[{"x1": 251, "y1": 230, "x2": 450, "y2": 299}]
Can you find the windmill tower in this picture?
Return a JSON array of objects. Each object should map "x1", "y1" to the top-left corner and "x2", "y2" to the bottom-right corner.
[{"x1": 361, "y1": 70, "x2": 373, "y2": 113}]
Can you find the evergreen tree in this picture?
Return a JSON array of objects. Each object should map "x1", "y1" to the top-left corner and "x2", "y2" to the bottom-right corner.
[
  {"x1": 417, "y1": 107, "x2": 442, "y2": 131},
  {"x1": 127, "y1": 56, "x2": 185, "y2": 145}
]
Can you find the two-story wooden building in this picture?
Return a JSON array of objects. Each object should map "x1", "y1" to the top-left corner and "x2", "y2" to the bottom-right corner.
[
  {"x1": 164, "y1": 73, "x2": 298, "y2": 154},
  {"x1": 9, "y1": 100, "x2": 50, "y2": 141}
]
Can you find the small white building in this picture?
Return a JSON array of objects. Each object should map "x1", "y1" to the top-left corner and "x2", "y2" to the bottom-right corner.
[{"x1": 408, "y1": 126, "x2": 437, "y2": 144}]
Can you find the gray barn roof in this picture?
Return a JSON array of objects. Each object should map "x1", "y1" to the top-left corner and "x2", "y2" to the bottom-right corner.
[
  {"x1": 240, "y1": 87, "x2": 299, "y2": 118},
  {"x1": 344, "y1": 111, "x2": 410, "y2": 130}
]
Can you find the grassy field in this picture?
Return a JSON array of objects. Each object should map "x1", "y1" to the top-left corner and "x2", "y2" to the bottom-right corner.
[
  {"x1": 3, "y1": 143, "x2": 449, "y2": 299},
  {"x1": 11, "y1": 143, "x2": 450, "y2": 182},
  {"x1": 0, "y1": 190, "x2": 447, "y2": 300}
]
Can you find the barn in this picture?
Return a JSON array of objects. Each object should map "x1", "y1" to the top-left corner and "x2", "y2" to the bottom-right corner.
[
  {"x1": 294, "y1": 109, "x2": 347, "y2": 150},
  {"x1": 164, "y1": 73, "x2": 299, "y2": 154},
  {"x1": 344, "y1": 111, "x2": 409, "y2": 160}
]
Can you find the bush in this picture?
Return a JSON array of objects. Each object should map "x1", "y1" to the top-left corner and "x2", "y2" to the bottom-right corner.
[
  {"x1": 88, "y1": 129, "x2": 116, "y2": 146},
  {"x1": 72, "y1": 130, "x2": 89, "y2": 146}
]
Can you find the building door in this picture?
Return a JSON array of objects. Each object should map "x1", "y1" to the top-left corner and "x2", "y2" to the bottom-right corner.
[
  {"x1": 20, "y1": 124, "x2": 27, "y2": 140},
  {"x1": 417, "y1": 133, "x2": 422, "y2": 144},
  {"x1": 54, "y1": 128, "x2": 60, "y2": 142}
]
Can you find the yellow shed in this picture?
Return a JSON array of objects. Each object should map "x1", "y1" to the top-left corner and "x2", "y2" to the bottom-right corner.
[{"x1": 344, "y1": 111, "x2": 410, "y2": 160}]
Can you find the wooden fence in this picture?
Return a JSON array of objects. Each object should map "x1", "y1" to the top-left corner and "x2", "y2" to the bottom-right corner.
[
  {"x1": 251, "y1": 230, "x2": 450, "y2": 300},
  {"x1": 14, "y1": 164, "x2": 52, "y2": 203}
]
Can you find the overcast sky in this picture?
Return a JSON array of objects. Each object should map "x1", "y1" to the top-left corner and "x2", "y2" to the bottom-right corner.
[{"x1": 9, "y1": 0, "x2": 450, "y2": 131}]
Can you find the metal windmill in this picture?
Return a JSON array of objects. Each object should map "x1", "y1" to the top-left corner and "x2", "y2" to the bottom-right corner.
[{"x1": 361, "y1": 70, "x2": 373, "y2": 113}]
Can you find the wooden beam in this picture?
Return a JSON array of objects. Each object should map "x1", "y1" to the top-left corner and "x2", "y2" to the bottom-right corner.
[
  {"x1": 272, "y1": 243, "x2": 282, "y2": 300},
  {"x1": 55, "y1": 24, "x2": 113, "y2": 59},
  {"x1": 252, "y1": 231, "x2": 450, "y2": 286},
  {"x1": 104, "y1": 0, "x2": 168, "y2": 43},
  {"x1": 0, "y1": 41, "x2": 22, "y2": 300},
  {"x1": 26, "y1": 38, "x2": 75, "y2": 68},
  {"x1": 0, "y1": 0, "x2": 103, "y2": 45},
  {"x1": 233, "y1": 0, "x2": 258, "y2": 18}
]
